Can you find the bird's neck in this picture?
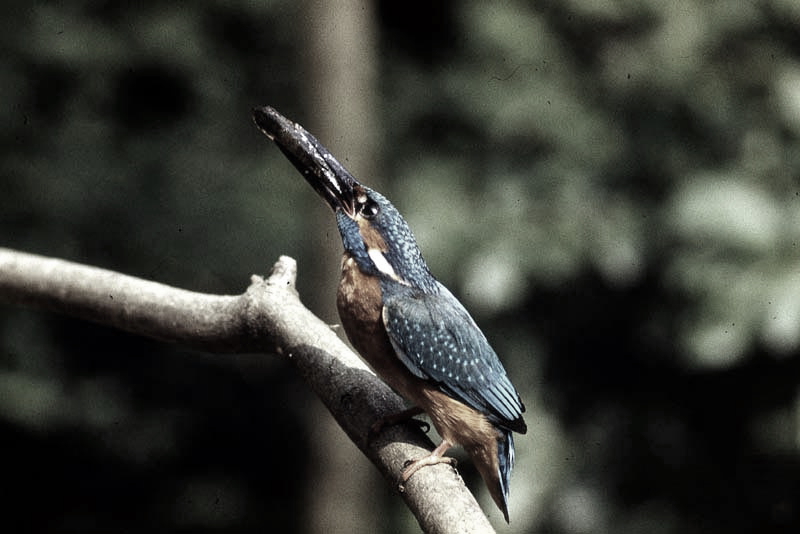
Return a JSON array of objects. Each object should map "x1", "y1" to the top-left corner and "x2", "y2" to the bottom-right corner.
[{"x1": 336, "y1": 212, "x2": 438, "y2": 293}]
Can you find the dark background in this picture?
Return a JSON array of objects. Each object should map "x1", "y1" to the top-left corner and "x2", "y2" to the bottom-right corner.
[{"x1": 2, "y1": 1, "x2": 799, "y2": 532}]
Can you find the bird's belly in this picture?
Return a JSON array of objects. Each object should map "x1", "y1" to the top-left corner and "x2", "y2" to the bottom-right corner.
[
  {"x1": 337, "y1": 255, "x2": 424, "y2": 402},
  {"x1": 420, "y1": 387, "x2": 501, "y2": 447}
]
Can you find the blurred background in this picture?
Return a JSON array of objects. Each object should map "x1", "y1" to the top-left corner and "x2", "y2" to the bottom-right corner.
[{"x1": 2, "y1": 0, "x2": 800, "y2": 532}]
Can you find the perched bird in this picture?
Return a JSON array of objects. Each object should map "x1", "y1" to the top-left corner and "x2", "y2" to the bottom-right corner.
[{"x1": 253, "y1": 106, "x2": 527, "y2": 522}]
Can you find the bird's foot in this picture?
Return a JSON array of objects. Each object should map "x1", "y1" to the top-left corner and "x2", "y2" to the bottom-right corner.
[
  {"x1": 397, "y1": 440, "x2": 455, "y2": 492},
  {"x1": 368, "y1": 406, "x2": 428, "y2": 441}
]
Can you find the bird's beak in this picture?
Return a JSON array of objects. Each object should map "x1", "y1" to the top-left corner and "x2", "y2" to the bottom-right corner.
[{"x1": 253, "y1": 106, "x2": 358, "y2": 216}]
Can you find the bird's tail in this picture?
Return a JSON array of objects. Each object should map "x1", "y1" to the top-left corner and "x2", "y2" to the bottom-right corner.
[
  {"x1": 498, "y1": 429, "x2": 515, "y2": 506},
  {"x1": 468, "y1": 428, "x2": 515, "y2": 523},
  {"x1": 496, "y1": 430, "x2": 515, "y2": 522}
]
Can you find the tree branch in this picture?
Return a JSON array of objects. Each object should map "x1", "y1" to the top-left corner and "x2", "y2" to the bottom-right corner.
[{"x1": 0, "y1": 247, "x2": 496, "y2": 533}]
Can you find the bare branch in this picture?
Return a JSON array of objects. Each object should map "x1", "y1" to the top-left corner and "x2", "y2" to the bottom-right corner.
[{"x1": 0, "y1": 247, "x2": 496, "y2": 533}]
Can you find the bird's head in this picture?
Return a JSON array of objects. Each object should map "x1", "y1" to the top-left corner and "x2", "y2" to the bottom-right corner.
[{"x1": 253, "y1": 106, "x2": 436, "y2": 291}]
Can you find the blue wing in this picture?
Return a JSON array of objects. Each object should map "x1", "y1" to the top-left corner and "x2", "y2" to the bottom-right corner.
[{"x1": 381, "y1": 283, "x2": 526, "y2": 433}]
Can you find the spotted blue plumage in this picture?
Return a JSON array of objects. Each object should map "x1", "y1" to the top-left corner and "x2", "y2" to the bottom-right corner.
[{"x1": 381, "y1": 283, "x2": 526, "y2": 433}]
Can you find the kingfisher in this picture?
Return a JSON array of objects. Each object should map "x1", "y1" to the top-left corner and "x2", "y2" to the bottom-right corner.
[{"x1": 253, "y1": 106, "x2": 527, "y2": 522}]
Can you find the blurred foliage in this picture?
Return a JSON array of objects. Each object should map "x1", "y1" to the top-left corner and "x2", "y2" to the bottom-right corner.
[{"x1": 1, "y1": 0, "x2": 800, "y2": 533}]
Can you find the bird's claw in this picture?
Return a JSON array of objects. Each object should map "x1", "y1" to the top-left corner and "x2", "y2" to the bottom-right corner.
[
  {"x1": 396, "y1": 455, "x2": 457, "y2": 493},
  {"x1": 400, "y1": 454, "x2": 458, "y2": 485}
]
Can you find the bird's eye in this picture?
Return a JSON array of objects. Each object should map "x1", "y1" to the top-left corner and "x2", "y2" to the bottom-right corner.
[{"x1": 360, "y1": 200, "x2": 379, "y2": 219}]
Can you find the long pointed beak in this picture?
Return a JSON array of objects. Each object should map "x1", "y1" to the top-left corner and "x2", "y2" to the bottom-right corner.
[{"x1": 253, "y1": 106, "x2": 359, "y2": 216}]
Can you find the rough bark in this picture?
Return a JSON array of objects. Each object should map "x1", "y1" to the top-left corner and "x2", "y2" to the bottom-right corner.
[{"x1": 0, "y1": 247, "x2": 496, "y2": 534}]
